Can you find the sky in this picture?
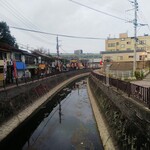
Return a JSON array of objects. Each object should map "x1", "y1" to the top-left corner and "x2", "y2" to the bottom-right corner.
[{"x1": 0, "y1": 0, "x2": 150, "y2": 54}]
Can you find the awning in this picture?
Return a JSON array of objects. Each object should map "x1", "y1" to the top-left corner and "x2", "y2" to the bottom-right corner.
[{"x1": 16, "y1": 62, "x2": 26, "y2": 70}]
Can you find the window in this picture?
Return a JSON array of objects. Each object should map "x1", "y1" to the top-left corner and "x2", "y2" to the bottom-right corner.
[
  {"x1": 138, "y1": 40, "x2": 146, "y2": 45},
  {"x1": 104, "y1": 56, "x2": 112, "y2": 61},
  {"x1": 139, "y1": 55, "x2": 142, "y2": 60},
  {"x1": 0, "y1": 68, "x2": 3, "y2": 73},
  {"x1": 121, "y1": 38, "x2": 125, "y2": 41},
  {"x1": 15, "y1": 53, "x2": 21, "y2": 61},
  {"x1": 108, "y1": 43, "x2": 115, "y2": 47},
  {"x1": 129, "y1": 56, "x2": 133, "y2": 58},
  {"x1": 3, "y1": 53, "x2": 6, "y2": 59},
  {"x1": 117, "y1": 56, "x2": 123, "y2": 60},
  {"x1": 0, "y1": 52, "x2": 7, "y2": 60},
  {"x1": 127, "y1": 42, "x2": 131, "y2": 44},
  {"x1": 138, "y1": 47, "x2": 145, "y2": 50},
  {"x1": 116, "y1": 42, "x2": 119, "y2": 45},
  {"x1": 121, "y1": 44, "x2": 125, "y2": 48},
  {"x1": 0, "y1": 52, "x2": 3, "y2": 60}
]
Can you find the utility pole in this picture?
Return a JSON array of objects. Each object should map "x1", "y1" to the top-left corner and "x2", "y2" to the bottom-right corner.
[
  {"x1": 133, "y1": 0, "x2": 138, "y2": 74},
  {"x1": 56, "y1": 36, "x2": 59, "y2": 57},
  {"x1": 129, "y1": 0, "x2": 147, "y2": 74}
]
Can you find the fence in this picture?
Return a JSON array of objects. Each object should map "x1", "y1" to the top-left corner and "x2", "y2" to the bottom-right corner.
[
  {"x1": 109, "y1": 70, "x2": 133, "y2": 79},
  {"x1": 0, "y1": 69, "x2": 91, "y2": 90},
  {"x1": 91, "y1": 71, "x2": 150, "y2": 109}
]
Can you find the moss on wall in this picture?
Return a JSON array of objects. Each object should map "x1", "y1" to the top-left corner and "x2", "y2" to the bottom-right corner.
[{"x1": 89, "y1": 75, "x2": 150, "y2": 150}]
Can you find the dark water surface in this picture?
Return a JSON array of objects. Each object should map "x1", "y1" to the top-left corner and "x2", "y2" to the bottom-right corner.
[{"x1": 23, "y1": 80, "x2": 103, "y2": 150}]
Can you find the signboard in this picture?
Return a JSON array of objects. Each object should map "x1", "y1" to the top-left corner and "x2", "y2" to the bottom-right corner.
[
  {"x1": 0, "y1": 73, "x2": 4, "y2": 81},
  {"x1": 70, "y1": 59, "x2": 77, "y2": 63},
  {"x1": 39, "y1": 64, "x2": 46, "y2": 69},
  {"x1": 13, "y1": 60, "x2": 18, "y2": 79},
  {"x1": 3, "y1": 59, "x2": 7, "y2": 80}
]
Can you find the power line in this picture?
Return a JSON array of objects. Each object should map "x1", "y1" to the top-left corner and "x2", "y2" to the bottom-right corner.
[
  {"x1": 137, "y1": 0, "x2": 150, "y2": 32},
  {"x1": 69, "y1": 0, "x2": 128, "y2": 22},
  {"x1": 10, "y1": 26, "x2": 106, "y2": 40},
  {"x1": 0, "y1": 0, "x2": 55, "y2": 45}
]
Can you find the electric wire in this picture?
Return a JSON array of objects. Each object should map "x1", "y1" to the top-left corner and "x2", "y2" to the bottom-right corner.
[
  {"x1": 10, "y1": 26, "x2": 106, "y2": 40},
  {"x1": 138, "y1": 0, "x2": 150, "y2": 32},
  {"x1": 1, "y1": 0, "x2": 52, "y2": 43},
  {"x1": 0, "y1": 0, "x2": 55, "y2": 45},
  {"x1": 69, "y1": 0, "x2": 128, "y2": 22}
]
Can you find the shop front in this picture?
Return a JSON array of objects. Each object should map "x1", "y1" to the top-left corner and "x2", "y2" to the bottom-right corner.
[{"x1": 16, "y1": 61, "x2": 26, "y2": 80}]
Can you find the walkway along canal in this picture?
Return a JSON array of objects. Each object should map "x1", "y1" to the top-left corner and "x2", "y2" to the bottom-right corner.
[{"x1": 1, "y1": 78, "x2": 103, "y2": 150}]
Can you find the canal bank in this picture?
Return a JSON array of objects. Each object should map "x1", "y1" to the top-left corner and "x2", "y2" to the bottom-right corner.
[
  {"x1": 0, "y1": 75, "x2": 104, "y2": 150},
  {"x1": 89, "y1": 71, "x2": 150, "y2": 150},
  {"x1": 0, "y1": 72, "x2": 90, "y2": 144},
  {"x1": 22, "y1": 79, "x2": 103, "y2": 150},
  {"x1": 87, "y1": 79, "x2": 117, "y2": 150}
]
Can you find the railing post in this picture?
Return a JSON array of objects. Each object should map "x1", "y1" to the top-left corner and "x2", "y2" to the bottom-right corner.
[
  {"x1": 3, "y1": 80, "x2": 6, "y2": 89},
  {"x1": 117, "y1": 79, "x2": 119, "y2": 91},
  {"x1": 128, "y1": 82, "x2": 131, "y2": 97},
  {"x1": 148, "y1": 87, "x2": 150, "y2": 109},
  {"x1": 16, "y1": 78, "x2": 18, "y2": 87}
]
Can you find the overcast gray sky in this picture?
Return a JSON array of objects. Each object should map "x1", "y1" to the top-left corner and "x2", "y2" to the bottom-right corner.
[{"x1": 0, "y1": 0, "x2": 150, "y2": 53}]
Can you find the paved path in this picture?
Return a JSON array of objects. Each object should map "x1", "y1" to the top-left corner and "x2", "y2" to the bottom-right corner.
[
  {"x1": 95, "y1": 69, "x2": 150, "y2": 88},
  {"x1": 131, "y1": 73, "x2": 150, "y2": 88},
  {"x1": 131, "y1": 80, "x2": 150, "y2": 88},
  {"x1": 144, "y1": 73, "x2": 150, "y2": 80}
]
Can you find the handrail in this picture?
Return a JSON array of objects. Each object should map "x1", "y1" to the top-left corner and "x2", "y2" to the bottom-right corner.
[{"x1": 91, "y1": 71, "x2": 150, "y2": 109}]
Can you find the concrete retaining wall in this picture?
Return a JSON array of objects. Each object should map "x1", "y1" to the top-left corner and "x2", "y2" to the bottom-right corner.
[
  {"x1": 89, "y1": 73, "x2": 150, "y2": 150},
  {"x1": 0, "y1": 72, "x2": 89, "y2": 149},
  {"x1": 0, "y1": 70, "x2": 91, "y2": 125}
]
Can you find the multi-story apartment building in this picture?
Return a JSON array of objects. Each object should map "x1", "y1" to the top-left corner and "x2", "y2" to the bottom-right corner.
[
  {"x1": 102, "y1": 33, "x2": 150, "y2": 62},
  {"x1": 101, "y1": 49, "x2": 147, "y2": 62},
  {"x1": 106, "y1": 33, "x2": 150, "y2": 52}
]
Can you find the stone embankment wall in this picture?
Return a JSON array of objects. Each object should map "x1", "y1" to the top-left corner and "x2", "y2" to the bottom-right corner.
[
  {"x1": 89, "y1": 74, "x2": 150, "y2": 150},
  {"x1": 0, "y1": 70, "x2": 90, "y2": 125}
]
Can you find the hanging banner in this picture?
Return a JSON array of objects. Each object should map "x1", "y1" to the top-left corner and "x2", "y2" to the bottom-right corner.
[
  {"x1": 3, "y1": 59, "x2": 7, "y2": 80},
  {"x1": 100, "y1": 60, "x2": 103, "y2": 65},
  {"x1": 0, "y1": 73, "x2": 4, "y2": 81},
  {"x1": 13, "y1": 60, "x2": 18, "y2": 79}
]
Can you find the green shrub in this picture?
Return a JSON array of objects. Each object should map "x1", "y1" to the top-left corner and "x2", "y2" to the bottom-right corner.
[{"x1": 134, "y1": 70, "x2": 144, "y2": 80}]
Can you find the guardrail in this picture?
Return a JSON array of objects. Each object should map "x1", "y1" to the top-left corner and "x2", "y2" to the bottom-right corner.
[
  {"x1": 0, "y1": 69, "x2": 92, "y2": 90},
  {"x1": 91, "y1": 71, "x2": 150, "y2": 109}
]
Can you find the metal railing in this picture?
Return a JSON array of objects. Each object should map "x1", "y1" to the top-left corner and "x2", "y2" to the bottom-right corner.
[
  {"x1": 91, "y1": 71, "x2": 150, "y2": 109},
  {"x1": 0, "y1": 69, "x2": 91, "y2": 90}
]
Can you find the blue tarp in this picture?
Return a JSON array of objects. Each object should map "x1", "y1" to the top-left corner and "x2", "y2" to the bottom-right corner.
[{"x1": 16, "y1": 62, "x2": 26, "y2": 70}]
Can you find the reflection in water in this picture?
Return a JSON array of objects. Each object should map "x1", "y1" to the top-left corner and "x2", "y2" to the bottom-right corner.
[
  {"x1": 58, "y1": 99, "x2": 62, "y2": 124},
  {"x1": 2, "y1": 79, "x2": 103, "y2": 150}
]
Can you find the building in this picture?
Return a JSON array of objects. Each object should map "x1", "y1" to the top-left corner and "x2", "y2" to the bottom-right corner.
[
  {"x1": 105, "y1": 33, "x2": 150, "y2": 52},
  {"x1": 100, "y1": 33, "x2": 150, "y2": 78},
  {"x1": 101, "y1": 49, "x2": 147, "y2": 62},
  {"x1": 74, "y1": 49, "x2": 83, "y2": 55},
  {"x1": 88, "y1": 58, "x2": 102, "y2": 68},
  {"x1": 102, "y1": 33, "x2": 150, "y2": 63}
]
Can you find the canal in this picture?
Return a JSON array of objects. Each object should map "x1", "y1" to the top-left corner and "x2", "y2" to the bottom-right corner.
[{"x1": 4, "y1": 79, "x2": 103, "y2": 150}]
